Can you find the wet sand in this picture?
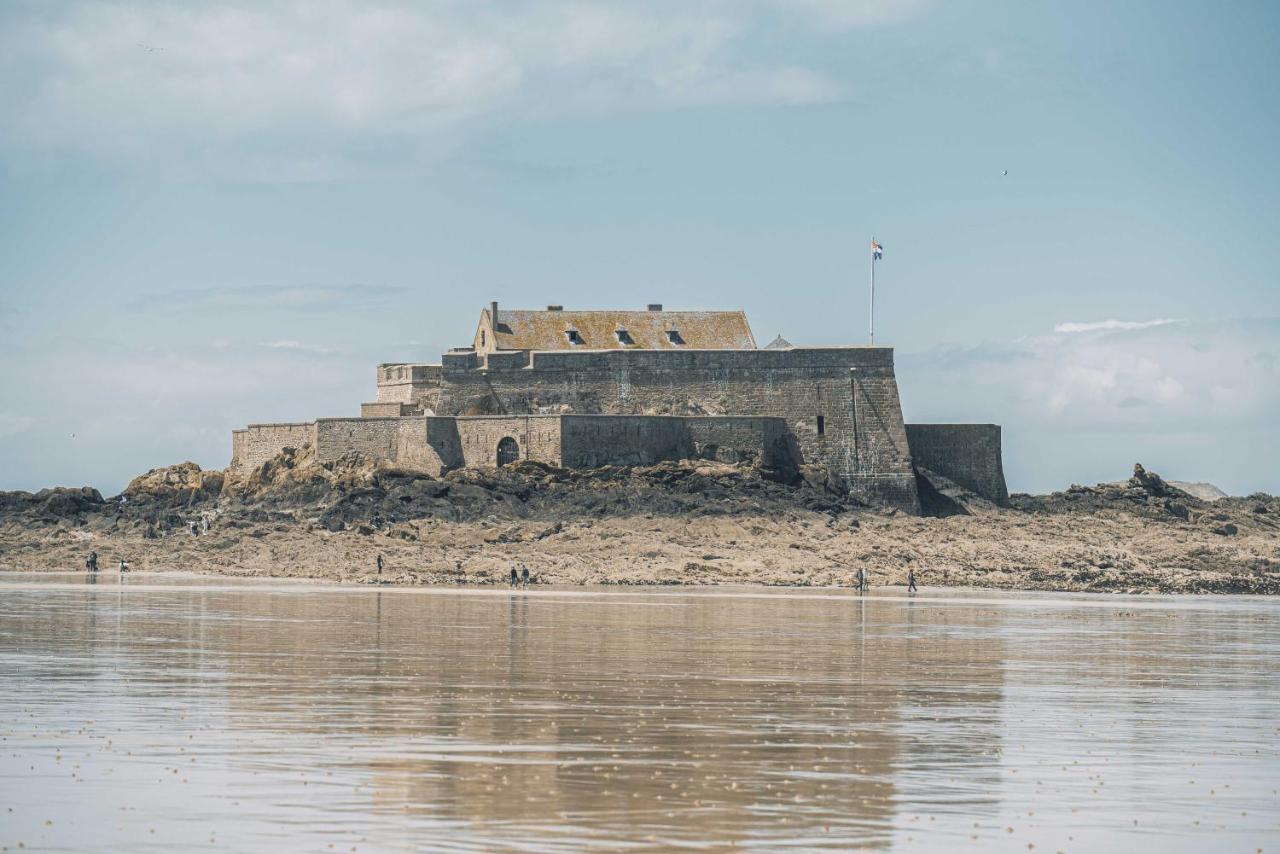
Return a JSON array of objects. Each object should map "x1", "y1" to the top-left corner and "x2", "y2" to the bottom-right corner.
[{"x1": 1, "y1": 574, "x2": 1277, "y2": 851}]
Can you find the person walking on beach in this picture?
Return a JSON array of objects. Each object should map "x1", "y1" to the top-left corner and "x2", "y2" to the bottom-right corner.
[
  {"x1": 86, "y1": 551, "x2": 98, "y2": 573},
  {"x1": 521, "y1": 565, "x2": 530, "y2": 588},
  {"x1": 907, "y1": 569, "x2": 917, "y2": 593},
  {"x1": 119, "y1": 557, "x2": 129, "y2": 574},
  {"x1": 376, "y1": 554, "x2": 384, "y2": 576},
  {"x1": 510, "y1": 567, "x2": 519, "y2": 588},
  {"x1": 856, "y1": 567, "x2": 868, "y2": 593}
]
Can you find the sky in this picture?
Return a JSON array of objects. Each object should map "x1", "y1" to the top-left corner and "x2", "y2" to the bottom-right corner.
[{"x1": 1, "y1": 0, "x2": 1277, "y2": 497}]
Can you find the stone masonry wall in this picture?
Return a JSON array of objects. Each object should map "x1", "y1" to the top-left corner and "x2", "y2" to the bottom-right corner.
[
  {"x1": 905, "y1": 424, "x2": 1009, "y2": 504},
  {"x1": 361, "y1": 402, "x2": 415, "y2": 417},
  {"x1": 435, "y1": 347, "x2": 919, "y2": 511},
  {"x1": 558, "y1": 415, "x2": 792, "y2": 469},
  {"x1": 455, "y1": 416, "x2": 564, "y2": 468},
  {"x1": 230, "y1": 423, "x2": 317, "y2": 472},
  {"x1": 559, "y1": 416, "x2": 688, "y2": 468},
  {"x1": 681, "y1": 416, "x2": 792, "y2": 468},
  {"x1": 314, "y1": 418, "x2": 402, "y2": 463},
  {"x1": 376, "y1": 364, "x2": 442, "y2": 409}
]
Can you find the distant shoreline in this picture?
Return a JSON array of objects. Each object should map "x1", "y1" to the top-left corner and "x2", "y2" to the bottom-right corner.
[
  {"x1": 2, "y1": 455, "x2": 1277, "y2": 595},
  {"x1": 7, "y1": 571, "x2": 1277, "y2": 605}
]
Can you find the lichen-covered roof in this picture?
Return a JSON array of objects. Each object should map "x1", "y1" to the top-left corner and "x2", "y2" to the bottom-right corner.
[{"x1": 484, "y1": 308, "x2": 756, "y2": 351}]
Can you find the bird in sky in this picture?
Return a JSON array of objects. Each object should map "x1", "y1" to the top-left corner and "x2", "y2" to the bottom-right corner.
[
  {"x1": 137, "y1": 43, "x2": 163, "y2": 52},
  {"x1": 1002, "y1": 170, "x2": 1008, "y2": 176}
]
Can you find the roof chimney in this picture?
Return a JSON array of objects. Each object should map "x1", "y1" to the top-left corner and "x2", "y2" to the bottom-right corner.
[
  {"x1": 489, "y1": 301, "x2": 498, "y2": 324},
  {"x1": 647, "y1": 303, "x2": 663, "y2": 312},
  {"x1": 546, "y1": 304, "x2": 563, "y2": 311}
]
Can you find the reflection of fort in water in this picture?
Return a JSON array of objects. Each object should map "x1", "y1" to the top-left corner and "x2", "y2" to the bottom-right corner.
[{"x1": 25, "y1": 583, "x2": 1014, "y2": 844}]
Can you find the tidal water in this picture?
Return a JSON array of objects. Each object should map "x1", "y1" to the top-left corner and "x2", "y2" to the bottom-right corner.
[{"x1": 0, "y1": 574, "x2": 1277, "y2": 852}]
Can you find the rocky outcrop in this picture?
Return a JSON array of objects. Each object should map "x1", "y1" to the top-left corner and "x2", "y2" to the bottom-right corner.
[
  {"x1": 125, "y1": 461, "x2": 224, "y2": 505},
  {"x1": 2, "y1": 458, "x2": 1277, "y2": 594},
  {"x1": 0, "y1": 486, "x2": 105, "y2": 521}
]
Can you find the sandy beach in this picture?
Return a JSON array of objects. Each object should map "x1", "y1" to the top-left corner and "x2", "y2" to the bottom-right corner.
[{"x1": 2, "y1": 452, "x2": 1277, "y2": 594}]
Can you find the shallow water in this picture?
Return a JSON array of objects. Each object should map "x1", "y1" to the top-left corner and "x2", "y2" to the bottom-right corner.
[{"x1": 1, "y1": 574, "x2": 1277, "y2": 852}]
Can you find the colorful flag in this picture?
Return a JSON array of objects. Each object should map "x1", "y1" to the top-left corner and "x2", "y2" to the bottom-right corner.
[{"x1": 871, "y1": 240, "x2": 884, "y2": 260}]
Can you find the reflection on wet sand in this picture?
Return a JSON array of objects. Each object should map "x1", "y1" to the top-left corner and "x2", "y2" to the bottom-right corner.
[{"x1": 1, "y1": 576, "x2": 1277, "y2": 852}]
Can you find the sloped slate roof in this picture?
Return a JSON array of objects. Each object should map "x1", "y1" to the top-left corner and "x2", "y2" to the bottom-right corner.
[
  {"x1": 485, "y1": 309, "x2": 756, "y2": 351},
  {"x1": 763, "y1": 334, "x2": 793, "y2": 350}
]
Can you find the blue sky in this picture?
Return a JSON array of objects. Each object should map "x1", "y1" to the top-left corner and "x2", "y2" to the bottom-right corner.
[{"x1": 1, "y1": 0, "x2": 1277, "y2": 496}]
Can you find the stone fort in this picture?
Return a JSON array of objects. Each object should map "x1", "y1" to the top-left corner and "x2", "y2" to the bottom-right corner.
[{"x1": 230, "y1": 302, "x2": 1008, "y2": 514}]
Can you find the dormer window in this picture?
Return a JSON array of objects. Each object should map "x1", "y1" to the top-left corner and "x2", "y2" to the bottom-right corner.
[
  {"x1": 665, "y1": 330, "x2": 684, "y2": 345},
  {"x1": 615, "y1": 328, "x2": 634, "y2": 345},
  {"x1": 565, "y1": 329, "x2": 583, "y2": 346}
]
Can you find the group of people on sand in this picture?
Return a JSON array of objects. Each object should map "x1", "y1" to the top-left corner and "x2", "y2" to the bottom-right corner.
[
  {"x1": 84, "y1": 551, "x2": 129, "y2": 574},
  {"x1": 854, "y1": 566, "x2": 918, "y2": 593},
  {"x1": 374, "y1": 553, "x2": 535, "y2": 588},
  {"x1": 91, "y1": 546, "x2": 913, "y2": 591}
]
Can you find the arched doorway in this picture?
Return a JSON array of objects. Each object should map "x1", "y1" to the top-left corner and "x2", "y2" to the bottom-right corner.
[{"x1": 496, "y1": 436, "x2": 520, "y2": 466}]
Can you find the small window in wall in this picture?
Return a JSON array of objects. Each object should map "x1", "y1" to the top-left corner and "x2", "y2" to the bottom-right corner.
[
  {"x1": 816, "y1": 415, "x2": 825, "y2": 436},
  {"x1": 480, "y1": 330, "x2": 486, "y2": 347},
  {"x1": 615, "y1": 328, "x2": 634, "y2": 345},
  {"x1": 666, "y1": 330, "x2": 684, "y2": 345},
  {"x1": 566, "y1": 329, "x2": 583, "y2": 346}
]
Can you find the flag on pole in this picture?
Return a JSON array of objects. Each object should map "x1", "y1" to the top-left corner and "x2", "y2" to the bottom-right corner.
[{"x1": 871, "y1": 240, "x2": 884, "y2": 260}]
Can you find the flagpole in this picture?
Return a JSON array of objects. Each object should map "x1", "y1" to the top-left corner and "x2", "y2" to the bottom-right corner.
[{"x1": 869, "y1": 239, "x2": 876, "y2": 345}]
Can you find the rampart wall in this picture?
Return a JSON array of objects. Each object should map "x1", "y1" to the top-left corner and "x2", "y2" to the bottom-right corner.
[
  {"x1": 230, "y1": 413, "x2": 790, "y2": 479},
  {"x1": 557, "y1": 415, "x2": 792, "y2": 469},
  {"x1": 314, "y1": 418, "x2": 402, "y2": 463},
  {"x1": 558, "y1": 416, "x2": 687, "y2": 468},
  {"x1": 230, "y1": 423, "x2": 317, "y2": 472},
  {"x1": 361, "y1": 402, "x2": 416, "y2": 418},
  {"x1": 905, "y1": 424, "x2": 1009, "y2": 504},
  {"x1": 376, "y1": 363, "x2": 442, "y2": 407},
  {"x1": 456, "y1": 416, "x2": 564, "y2": 468},
  {"x1": 681, "y1": 416, "x2": 792, "y2": 467},
  {"x1": 435, "y1": 347, "x2": 918, "y2": 510}
]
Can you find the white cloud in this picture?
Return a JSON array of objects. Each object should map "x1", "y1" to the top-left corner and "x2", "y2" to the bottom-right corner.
[
  {"x1": 0, "y1": 0, "x2": 916, "y2": 176},
  {"x1": 259, "y1": 340, "x2": 333, "y2": 354},
  {"x1": 1053, "y1": 318, "x2": 1184, "y2": 334},
  {"x1": 899, "y1": 318, "x2": 1280, "y2": 493}
]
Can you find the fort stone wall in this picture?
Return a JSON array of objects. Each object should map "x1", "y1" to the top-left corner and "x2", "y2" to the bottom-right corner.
[
  {"x1": 375, "y1": 363, "x2": 442, "y2": 409},
  {"x1": 314, "y1": 418, "x2": 402, "y2": 462},
  {"x1": 905, "y1": 424, "x2": 1009, "y2": 504},
  {"x1": 230, "y1": 422, "x2": 317, "y2": 472},
  {"x1": 435, "y1": 347, "x2": 918, "y2": 511},
  {"x1": 681, "y1": 416, "x2": 792, "y2": 468},
  {"x1": 558, "y1": 415, "x2": 793, "y2": 469},
  {"x1": 455, "y1": 416, "x2": 564, "y2": 468},
  {"x1": 558, "y1": 416, "x2": 687, "y2": 468},
  {"x1": 361, "y1": 402, "x2": 416, "y2": 418}
]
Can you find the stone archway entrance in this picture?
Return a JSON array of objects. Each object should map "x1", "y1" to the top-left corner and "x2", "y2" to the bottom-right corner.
[{"x1": 496, "y1": 436, "x2": 520, "y2": 466}]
